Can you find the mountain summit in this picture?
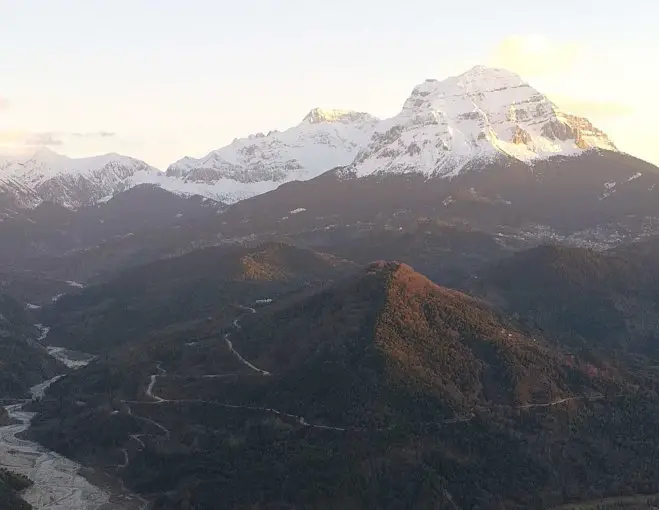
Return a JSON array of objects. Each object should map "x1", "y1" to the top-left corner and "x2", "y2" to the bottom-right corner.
[
  {"x1": 351, "y1": 66, "x2": 617, "y2": 177},
  {"x1": 0, "y1": 148, "x2": 160, "y2": 209},
  {"x1": 0, "y1": 66, "x2": 625, "y2": 211},
  {"x1": 165, "y1": 108, "x2": 379, "y2": 203},
  {"x1": 167, "y1": 65, "x2": 620, "y2": 203}
]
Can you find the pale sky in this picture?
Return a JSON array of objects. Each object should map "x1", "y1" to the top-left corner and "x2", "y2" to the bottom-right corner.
[{"x1": 1, "y1": 0, "x2": 658, "y2": 168}]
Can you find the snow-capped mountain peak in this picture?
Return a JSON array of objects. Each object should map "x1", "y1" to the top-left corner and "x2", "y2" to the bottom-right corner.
[
  {"x1": 0, "y1": 65, "x2": 623, "y2": 211},
  {"x1": 0, "y1": 148, "x2": 161, "y2": 208},
  {"x1": 351, "y1": 65, "x2": 617, "y2": 177},
  {"x1": 164, "y1": 109, "x2": 380, "y2": 203}
]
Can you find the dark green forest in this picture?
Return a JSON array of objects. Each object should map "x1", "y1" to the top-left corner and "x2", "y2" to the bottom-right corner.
[{"x1": 25, "y1": 247, "x2": 659, "y2": 509}]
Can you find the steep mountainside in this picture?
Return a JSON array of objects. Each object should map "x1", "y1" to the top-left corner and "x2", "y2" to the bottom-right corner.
[
  {"x1": 165, "y1": 109, "x2": 379, "y2": 203},
  {"x1": 229, "y1": 262, "x2": 612, "y2": 424},
  {"x1": 0, "y1": 176, "x2": 42, "y2": 219},
  {"x1": 0, "y1": 469, "x2": 32, "y2": 510},
  {"x1": 29, "y1": 262, "x2": 659, "y2": 510},
  {"x1": 0, "y1": 294, "x2": 62, "y2": 398},
  {"x1": 218, "y1": 150, "x2": 659, "y2": 246},
  {"x1": 307, "y1": 224, "x2": 511, "y2": 285},
  {"x1": 610, "y1": 233, "x2": 659, "y2": 260},
  {"x1": 468, "y1": 244, "x2": 659, "y2": 356},
  {"x1": 0, "y1": 185, "x2": 223, "y2": 302},
  {"x1": 351, "y1": 66, "x2": 616, "y2": 178},
  {"x1": 194, "y1": 67, "x2": 659, "y2": 247}
]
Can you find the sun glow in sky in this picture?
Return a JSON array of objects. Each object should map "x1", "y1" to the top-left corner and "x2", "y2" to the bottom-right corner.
[{"x1": 1, "y1": 0, "x2": 658, "y2": 168}]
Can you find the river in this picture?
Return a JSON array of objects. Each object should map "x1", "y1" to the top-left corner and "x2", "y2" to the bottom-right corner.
[{"x1": 0, "y1": 345, "x2": 147, "y2": 509}]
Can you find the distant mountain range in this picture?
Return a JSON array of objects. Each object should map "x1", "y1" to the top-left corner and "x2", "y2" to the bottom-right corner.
[
  {"x1": 7, "y1": 64, "x2": 659, "y2": 510},
  {"x1": 0, "y1": 65, "x2": 634, "y2": 213},
  {"x1": 2, "y1": 64, "x2": 659, "y2": 308}
]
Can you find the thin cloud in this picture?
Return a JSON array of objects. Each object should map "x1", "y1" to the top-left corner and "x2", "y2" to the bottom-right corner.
[
  {"x1": 71, "y1": 131, "x2": 116, "y2": 138},
  {"x1": 489, "y1": 35, "x2": 581, "y2": 77},
  {"x1": 24, "y1": 132, "x2": 64, "y2": 146},
  {"x1": 0, "y1": 130, "x2": 118, "y2": 150},
  {"x1": 0, "y1": 131, "x2": 64, "y2": 148},
  {"x1": 551, "y1": 97, "x2": 635, "y2": 118}
]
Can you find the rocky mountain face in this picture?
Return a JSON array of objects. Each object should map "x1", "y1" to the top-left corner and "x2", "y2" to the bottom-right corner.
[
  {"x1": 0, "y1": 109, "x2": 380, "y2": 208},
  {"x1": 351, "y1": 66, "x2": 617, "y2": 177},
  {"x1": 0, "y1": 148, "x2": 162, "y2": 209},
  {"x1": 165, "y1": 66, "x2": 620, "y2": 202},
  {"x1": 165, "y1": 108, "x2": 379, "y2": 203},
  {"x1": 0, "y1": 175, "x2": 42, "y2": 219},
  {"x1": 0, "y1": 66, "x2": 637, "y2": 215},
  {"x1": 215, "y1": 149, "x2": 659, "y2": 251}
]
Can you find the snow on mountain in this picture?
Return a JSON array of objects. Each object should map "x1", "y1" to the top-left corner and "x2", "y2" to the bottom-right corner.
[
  {"x1": 0, "y1": 175, "x2": 43, "y2": 219},
  {"x1": 0, "y1": 66, "x2": 622, "y2": 210},
  {"x1": 350, "y1": 66, "x2": 617, "y2": 178},
  {"x1": 0, "y1": 148, "x2": 161, "y2": 208},
  {"x1": 127, "y1": 169, "x2": 278, "y2": 204},
  {"x1": 165, "y1": 109, "x2": 379, "y2": 203}
]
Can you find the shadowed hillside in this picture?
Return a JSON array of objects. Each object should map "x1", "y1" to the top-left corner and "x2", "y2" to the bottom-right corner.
[
  {"x1": 0, "y1": 294, "x2": 62, "y2": 398},
  {"x1": 41, "y1": 242, "x2": 357, "y2": 354},
  {"x1": 0, "y1": 468, "x2": 32, "y2": 510},
  {"x1": 468, "y1": 244, "x2": 659, "y2": 357},
  {"x1": 230, "y1": 261, "x2": 613, "y2": 427},
  {"x1": 29, "y1": 262, "x2": 659, "y2": 510},
  {"x1": 303, "y1": 224, "x2": 511, "y2": 286}
]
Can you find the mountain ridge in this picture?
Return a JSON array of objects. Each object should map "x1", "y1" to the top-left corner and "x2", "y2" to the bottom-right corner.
[
  {"x1": 164, "y1": 107, "x2": 379, "y2": 203},
  {"x1": 0, "y1": 65, "x2": 629, "y2": 211},
  {"x1": 27, "y1": 259, "x2": 647, "y2": 510},
  {"x1": 0, "y1": 148, "x2": 162, "y2": 209}
]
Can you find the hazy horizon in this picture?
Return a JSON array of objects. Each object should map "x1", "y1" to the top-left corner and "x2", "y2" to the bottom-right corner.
[{"x1": 2, "y1": 0, "x2": 658, "y2": 168}]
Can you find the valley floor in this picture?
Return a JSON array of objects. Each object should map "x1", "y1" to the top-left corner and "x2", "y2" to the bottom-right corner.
[{"x1": 0, "y1": 348, "x2": 148, "y2": 509}]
